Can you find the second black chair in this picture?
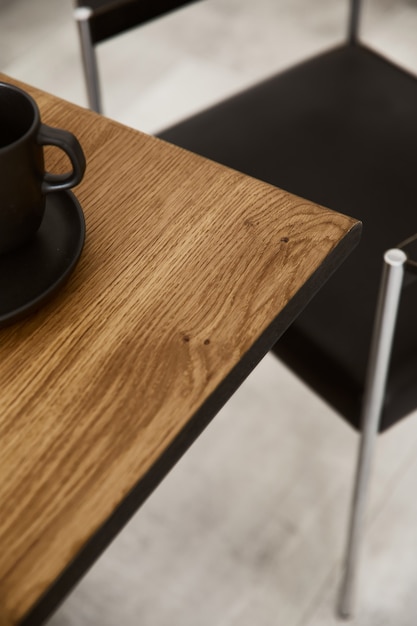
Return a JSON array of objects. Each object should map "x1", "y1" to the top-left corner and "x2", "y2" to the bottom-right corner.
[{"x1": 74, "y1": 0, "x2": 201, "y2": 113}]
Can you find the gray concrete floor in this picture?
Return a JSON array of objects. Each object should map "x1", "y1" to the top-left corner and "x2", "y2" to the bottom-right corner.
[{"x1": 2, "y1": 1, "x2": 417, "y2": 624}]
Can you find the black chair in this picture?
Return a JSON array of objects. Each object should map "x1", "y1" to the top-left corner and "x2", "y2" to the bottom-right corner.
[
  {"x1": 74, "y1": 0, "x2": 201, "y2": 113},
  {"x1": 74, "y1": 0, "x2": 417, "y2": 617}
]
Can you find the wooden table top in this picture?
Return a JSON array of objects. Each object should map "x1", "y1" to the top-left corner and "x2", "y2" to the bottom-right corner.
[{"x1": 0, "y1": 75, "x2": 360, "y2": 626}]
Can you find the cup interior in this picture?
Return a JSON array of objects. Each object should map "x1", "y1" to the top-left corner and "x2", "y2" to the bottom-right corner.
[{"x1": 0, "y1": 85, "x2": 36, "y2": 148}]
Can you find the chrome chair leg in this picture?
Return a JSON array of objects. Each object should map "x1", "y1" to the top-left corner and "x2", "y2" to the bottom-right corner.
[
  {"x1": 348, "y1": 0, "x2": 362, "y2": 44},
  {"x1": 338, "y1": 249, "x2": 406, "y2": 618},
  {"x1": 74, "y1": 7, "x2": 103, "y2": 113}
]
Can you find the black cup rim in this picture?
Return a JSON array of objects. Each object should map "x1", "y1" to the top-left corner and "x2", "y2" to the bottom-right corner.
[{"x1": 0, "y1": 81, "x2": 40, "y2": 151}]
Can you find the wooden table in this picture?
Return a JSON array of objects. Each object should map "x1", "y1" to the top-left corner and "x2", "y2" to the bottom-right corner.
[{"x1": 0, "y1": 75, "x2": 361, "y2": 626}]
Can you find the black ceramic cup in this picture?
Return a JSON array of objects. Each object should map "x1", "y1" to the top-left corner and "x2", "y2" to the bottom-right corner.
[{"x1": 0, "y1": 81, "x2": 86, "y2": 255}]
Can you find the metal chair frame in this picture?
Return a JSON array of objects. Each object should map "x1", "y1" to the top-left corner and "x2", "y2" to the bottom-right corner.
[
  {"x1": 339, "y1": 246, "x2": 407, "y2": 615},
  {"x1": 74, "y1": 6, "x2": 103, "y2": 113}
]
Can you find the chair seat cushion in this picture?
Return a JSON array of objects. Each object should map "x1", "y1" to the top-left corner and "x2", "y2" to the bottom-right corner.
[{"x1": 158, "y1": 44, "x2": 417, "y2": 432}]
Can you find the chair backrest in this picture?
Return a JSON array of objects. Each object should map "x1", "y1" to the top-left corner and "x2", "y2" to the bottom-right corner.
[{"x1": 74, "y1": 0, "x2": 202, "y2": 45}]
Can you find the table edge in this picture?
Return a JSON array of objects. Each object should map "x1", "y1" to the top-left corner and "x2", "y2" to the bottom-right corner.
[{"x1": 18, "y1": 221, "x2": 361, "y2": 626}]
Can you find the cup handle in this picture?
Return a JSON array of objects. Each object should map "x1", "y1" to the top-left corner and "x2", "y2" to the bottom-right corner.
[{"x1": 37, "y1": 123, "x2": 86, "y2": 194}]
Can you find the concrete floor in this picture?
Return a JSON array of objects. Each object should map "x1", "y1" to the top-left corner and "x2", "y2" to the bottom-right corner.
[{"x1": 2, "y1": 1, "x2": 417, "y2": 624}]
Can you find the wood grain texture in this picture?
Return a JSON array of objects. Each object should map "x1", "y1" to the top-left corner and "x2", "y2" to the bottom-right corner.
[{"x1": 0, "y1": 74, "x2": 359, "y2": 625}]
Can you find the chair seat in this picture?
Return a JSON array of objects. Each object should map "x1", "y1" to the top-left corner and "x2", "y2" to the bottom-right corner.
[{"x1": 159, "y1": 43, "x2": 417, "y2": 432}]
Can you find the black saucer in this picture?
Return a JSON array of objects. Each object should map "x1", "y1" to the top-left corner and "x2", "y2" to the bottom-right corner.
[{"x1": 0, "y1": 190, "x2": 85, "y2": 327}]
